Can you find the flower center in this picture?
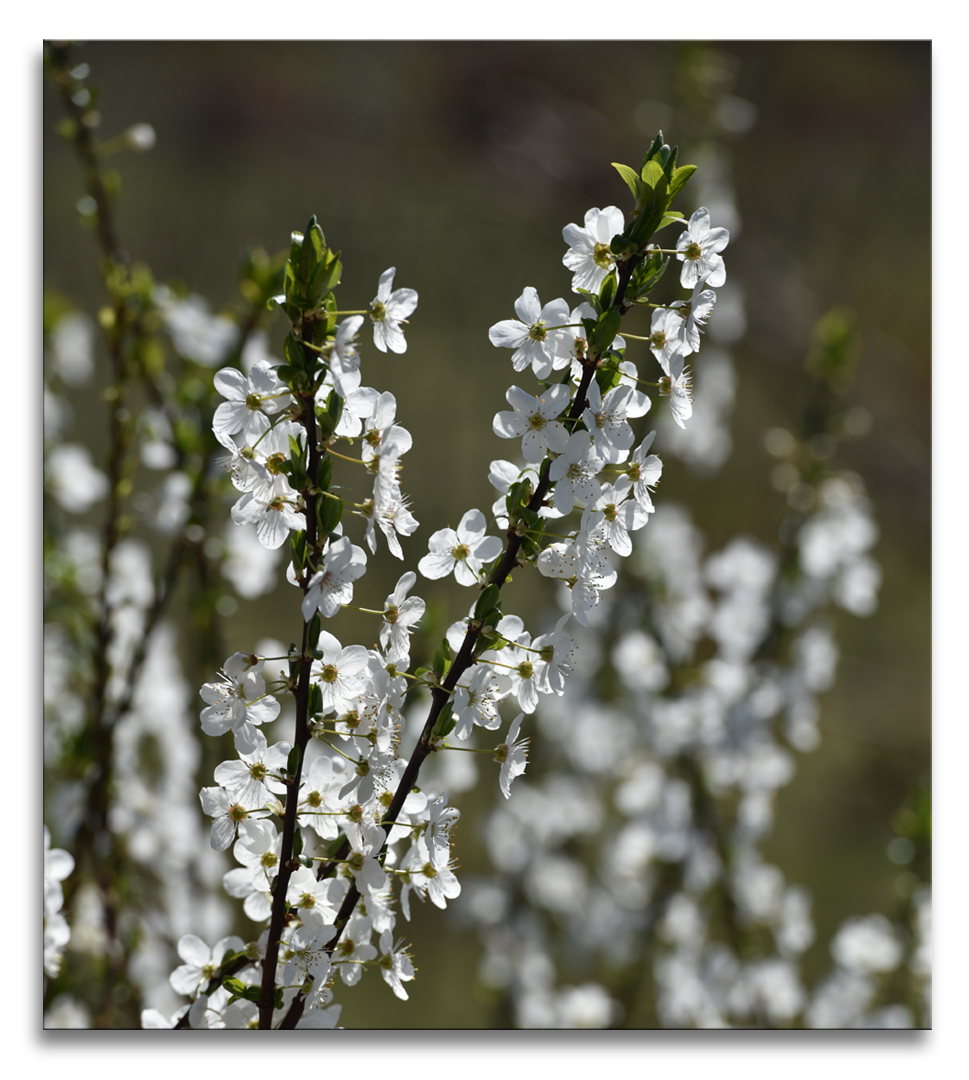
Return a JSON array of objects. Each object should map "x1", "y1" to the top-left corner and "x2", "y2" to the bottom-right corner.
[
  {"x1": 527, "y1": 412, "x2": 547, "y2": 431},
  {"x1": 451, "y1": 543, "x2": 471, "y2": 562},
  {"x1": 517, "y1": 661, "x2": 534, "y2": 680},
  {"x1": 245, "y1": 392, "x2": 262, "y2": 411},
  {"x1": 370, "y1": 300, "x2": 387, "y2": 323},
  {"x1": 593, "y1": 242, "x2": 614, "y2": 270},
  {"x1": 384, "y1": 603, "x2": 399, "y2": 625},
  {"x1": 684, "y1": 241, "x2": 702, "y2": 262},
  {"x1": 527, "y1": 321, "x2": 547, "y2": 342},
  {"x1": 321, "y1": 664, "x2": 339, "y2": 684}
]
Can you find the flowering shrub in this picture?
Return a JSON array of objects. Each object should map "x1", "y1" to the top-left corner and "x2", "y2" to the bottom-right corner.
[{"x1": 42, "y1": 43, "x2": 929, "y2": 1031}]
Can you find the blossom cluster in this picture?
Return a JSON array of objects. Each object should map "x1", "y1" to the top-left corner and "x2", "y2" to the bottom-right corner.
[
  {"x1": 463, "y1": 470, "x2": 927, "y2": 1028},
  {"x1": 162, "y1": 139, "x2": 724, "y2": 1027},
  {"x1": 44, "y1": 826, "x2": 75, "y2": 979}
]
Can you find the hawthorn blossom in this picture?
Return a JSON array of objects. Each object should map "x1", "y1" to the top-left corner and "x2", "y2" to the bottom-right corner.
[
  {"x1": 44, "y1": 827, "x2": 74, "y2": 978},
  {"x1": 200, "y1": 784, "x2": 260, "y2": 851},
  {"x1": 286, "y1": 867, "x2": 344, "y2": 924},
  {"x1": 378, "y1": 931, "x2": 416, "y2": 1000},
  {"x1": 213, "y1": 732, "x2": 291, "y2": 809},
  {"x1": 360, "y1": 391, "x2": 412, "y2": 463},
  {"x1": 452, "y1": 665, "x2": 511, "y2": 739},
  {"x1": 362, "y1": 483, "x2": 419, "y2": 560},
  {"x1": 369, "y1": 268, "x2": 418, "y2": 354},
  {"x1": 648, "y1": 307, "x2": 691, "y2": 372},
  {"x1": 525, "y1": 617, "x2": 570, "y2": 699},
  {"x1": 297, "y1": 753, "x2": 354, "y2": 841},
  {"x1": 159, "y1": 289, "x2": 238, "y2": 366},
  {"x1": 561, "y1": 205, "x2": 624, "y2": 294},
  {"x1": 537, "y1": 532, "x2": 617, "y2": 626},
  {"x1": 495, "y1": 630, "x2": 547, "y2": 714},
  {"x1": 380, "y1": 571, "x2": 426, "y2": 662},
  {"x1": 626, "y1": 433, "x2": 663, "y2": 512},
  {"x1": 400, "y1": 840, "x2": 462, "y2": 912},
  {"x1": 344, "y1": 821, "x2": 389, "y2": 898},
  {"x1": 583, "y1": 477, "x2": 652, "y2": 558},
  {"x1": 418, "y1": 508, "x2": 502, "y2": 586},
  {"x1": 670, "y1": 280, "x2": 717, "y2": 354},
  {"x1": 327, "y1": 316, "x2": 364, "y2": 396},
  {"x1": 282, "y1": 916, "x2": 336, "y2": 995},
  {"x1": 230, "y1": 474, "x2": 304, "y2": 551},
  {"x1": 488, "y1": 287, "x2": 573, "y2": 379},
  {"x1": 548, "y1": 431, "x2": 604, "y2": 514},
  {"x1": 422, "y1": 793, "x2": 460, "y2": 865},
  {"x1": 169, "y1": 934, "x2": 245, "y2": 996},
  {"x1": 301, "y1": 536, "x2": 368, "y2": 621},
  {"x1": 213, "y1": 360, "x2": 290, "y2": 444},
  {"x1": 495, "y1": 713, "x2": 529, "y2": 798},
  {"x1": 489, "y1": 459, "x2": 542, "y2": 527},
  {"x1": 493, "y1": 384, "x2": 572, "y2": 464},
  {"x1": 313, "y1": 631, "x2": 371, "y2": 715},
  {"x1": 199, "y1": 652, "x2": 280, "y2": 754},
  {"x1": 581, "y1": 381, "x2": 638, "y2": 464},
  {"x1": 675, "y1": 206, "x2": 729, "y2": 289},
  {"x1": 661, "y1": 355, "x2": 694, "y2": 429},
  {"x1": 333, "y1": 386, "x2": 379, "y2": 439},
  {"x1": 224, "y1": 819, "x2": 282, "y2": 921}
]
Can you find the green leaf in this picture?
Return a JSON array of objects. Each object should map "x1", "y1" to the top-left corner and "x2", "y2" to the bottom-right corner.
[
  {"x1": 287, "y1": 744, "x2": 302, "y2": 776},
  {"x1": 283, "y1": 334, "x2": 305, "y2": 372},
  {"x1": 629, "y1": 252, "x2": 669, "y2": 298},
  {"x1": 474, "y1": 584, "x2": 501, "y2": 620},
  {"x1": 432, "y1": 638, "x2": 452, "y2": 679},
  {"x1": 505, "y1": 478, "x2": 532, "y2": 517},
  {"x1": 317, "y1": 494, "x2": 343, "y2": 536},
  {"x1": 289, "y1": 230, "x2": 304, "y2": 266},
  {"x1": 641, "y1": 132, "x2": 665, "y2": 168},
  {"x1": 599, "y1": 272, "x2": 617, "y2": 310},
  {"x1": 291, "y1": 529, "x2": 307, "y2": 571},
  {"x1": 639, "y1": 159, "x2": 666, "y2": 190},
  {"x1": 661, "y1": 145, "x2": 678, "y2": 180},
  {"x1": 317, "y1": 455, "x2": 333, "y2": 492},
  {"x1": 655, "y1": 211, "x2": 685, "y2": 233},
  {"x1": 589, "y1": 307, "x2": 622, "y2": 354},
  {"x1": 667, "y1": 164, "x2": 697, "y2": 203},
  {"x1": 431, "y1": 702, "x2": 455, "y2": 740},
  {"x1": 308, "y1": 250, "x2": 342, "y2": 304},
  {"x1": 308, "y1": 218, "x2": 326, "y2": 264},
  {"x1": 595, "y1": 360, "x2": 623, "y2": 395},
  {"x1": 611, "y1": 162, "x2": 641, "y2": 200}
]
